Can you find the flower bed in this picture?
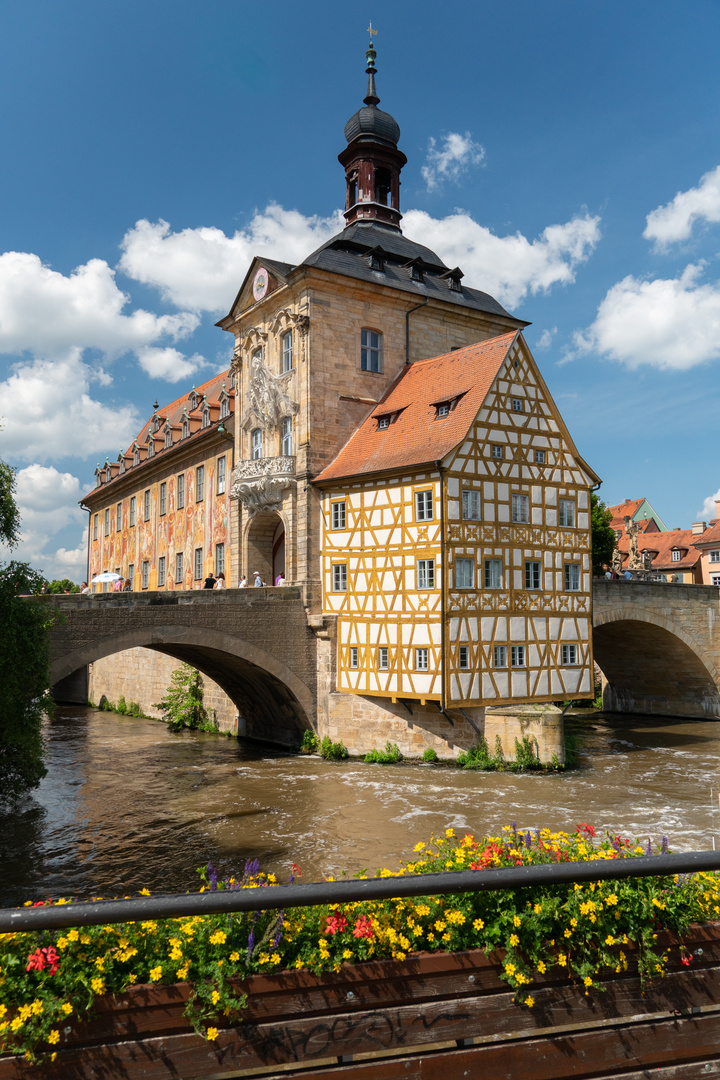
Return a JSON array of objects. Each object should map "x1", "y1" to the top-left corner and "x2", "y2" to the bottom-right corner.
[{"x1": 2, "y1": 826, "x2": 720, "y2": 1077}]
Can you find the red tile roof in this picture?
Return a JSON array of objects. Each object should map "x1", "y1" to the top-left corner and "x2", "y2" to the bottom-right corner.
[
  {"x1": 617, "y1": 528, "x2": 701, "y2": 572},
  {"x1": 87, "y1": 368, "x2": 234, "y2": 494},
  {"x1": 693, "y1": 521, "x2": 720, "y2": 548},
  {"x1": 314, "y1": 333, "x2": 520, "y2": 482},
  {"x1": 608, "y1": 498, "x2": 647, "y2": 530}
]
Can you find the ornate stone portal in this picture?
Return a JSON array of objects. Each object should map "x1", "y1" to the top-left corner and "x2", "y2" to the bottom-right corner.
[{"x1": 231, "y1": 457, "x2": 296, "y2": 516}]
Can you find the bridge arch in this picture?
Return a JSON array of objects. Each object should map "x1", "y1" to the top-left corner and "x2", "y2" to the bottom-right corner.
[
  {"x1": 593, "y1": 605, "x2": 720, "y2": 719},
  {"x1": 51, "y1": 624, "x2": 315, "y2": 746}
]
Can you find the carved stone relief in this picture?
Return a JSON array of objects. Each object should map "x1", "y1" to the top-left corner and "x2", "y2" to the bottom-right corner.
[
  {"x1": 230, "y1": 457, "x2": 296, "y2": 517},
  {"x1": 241, "y1": 351, "x2": 299, "y2": 433}
]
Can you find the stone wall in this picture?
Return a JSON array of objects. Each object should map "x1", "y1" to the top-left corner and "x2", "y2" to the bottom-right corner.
[{"x1": 87, "y1": 648, "x2": 240, "y2": 733}]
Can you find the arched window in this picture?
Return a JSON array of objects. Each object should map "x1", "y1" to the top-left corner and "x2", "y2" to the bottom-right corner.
[
  {"x1": 133, "y1": 446, "x2": 140, "y2": 466},
  {"x1": 165, "y1": 426, "x2": 173, "y2": 448},
  {"x1": 182, "y1": 418, "x2": 189, "y2": 439},
  {"x1": 281, "y1": 330, "x2": 293, "y2": 372},
  {"x1": 146, "y1": 439, "x2": 154, "y2": 458},
  {"x1": 220, "y1": 396, "x2": 229, "y2": 419},
  {"x1": 105, "y1": 467, "x2": 111, "y2": 483},
  {"x1": 251, "y1": 428, "x2": 262, "y2": 460},
  {"x1": 202, "y1": 408, "x2": 210, "y2": 429},
  {"x1": 361, "y1": 329, "x2": 382, "y2": 372}
]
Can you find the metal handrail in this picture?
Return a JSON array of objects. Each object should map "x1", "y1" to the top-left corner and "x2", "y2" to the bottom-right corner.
[{"x1": 2, "y1": 850, "x2": 720, "y2": 933}]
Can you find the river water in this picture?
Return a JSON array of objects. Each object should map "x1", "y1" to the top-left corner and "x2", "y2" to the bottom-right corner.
[{"x1": 2, "y1": 705, "x2": 720, "y2": 908}]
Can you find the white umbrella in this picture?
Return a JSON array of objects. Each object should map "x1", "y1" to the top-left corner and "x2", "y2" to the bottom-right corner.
[{"x1": 91, "y1": 572, "x2": 122, "y2": 583}]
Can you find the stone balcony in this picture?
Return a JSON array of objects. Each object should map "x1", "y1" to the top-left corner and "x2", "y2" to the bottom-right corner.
[{"x1": 230, "y1": 456, "x2": 296, "y2": 514}]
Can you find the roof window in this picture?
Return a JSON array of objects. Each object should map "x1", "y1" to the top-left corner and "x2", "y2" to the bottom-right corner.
[
  {"x1": 441, "y1": 267, "x2": 464, "y2": 293},
  {"x1": 368, "y1": 246, "x2": 386, "y2": 272},
  {"x1": 435, "y1": 402, "x2": 451, "y2": 419}
]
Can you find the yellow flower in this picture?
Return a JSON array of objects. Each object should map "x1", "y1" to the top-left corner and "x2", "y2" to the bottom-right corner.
[
  {"x1": 57, "y1": 937, "x2": 68, "y2": 950},
  {"x1": 149, "y1": 966, "x2": 163, "y2": 982},
  {"x1": 258, "y1": 953, "x2": 271, "y2": 964},
  {"x1": 10, "y1": 1017, "x2": 23, "y2": 1032},
  {"x1": 557, "y1": 954, "x2": 567, "y2": 967},
  {"x1": 229, "y1": 951, "x2": 240, "y2": 962},
  {"x1": 94, "y1": 957, "x2": 105, "y2": 970},
  {"x1": 139, "y1": 888, "x2": 151, "y2": 896},
  {"x1": 91, "y1": 977, "x2": 105, "y2": 994},
  {"x1": 525, "y1": 995, "x2": 535, "y2": 1008},
  {"x1": 445, "y1": 828, "x2": 455, "y2": 838},
  {"x1": 31, "y1": 999, "x2": 43, "y2": 1016},
  {"x1": 584, "y1": 976, "x2": 593, "y2": 987},
  {"x1": 209, "y1": 930, "x2": 227, "y2": 945},
  {"x1": 47, "y1": 1029, "x2": 60, "y2": 1045},
  {"x1": 342, "y1": 949, "x2": 352, "y2": 959},
  {"x1": 505, "y1": 963, "x2": 516, "y2": 976},
  {"x1": 509, "y1": 934, "x2": 519, "y2": 947},
  {"x1": 68, "y1": 929, "x2": 79, "y2": 942},
  {"x1": 211, "y1": 991, "x2": 220, "y2": 1005},
  {"x1": 434, "y1": 920, "x2": 446, "y2": 932},
  {"x1": 127, "y1": 973, "x2": 137, "y2": 984},
  {"x1": 473, "y1": 918, "x2": 484, "y2": 931},
  {"x1": 0, "y1": 1005, "x2": 6, "y2": 1019},
  {"x1": 177, "y1": 966, "x2": 190, "y2": 980},
  {"x1": 513, "y1": 915, "x2": 521, "y2": 927},
  {"x1": 534, "y1": 903, "x2": 542, "y2": 914},
  {"x1": 605, "y1": 935, "x2": 615, "y2": 946},
  {"x1": 413, "y1": 842, "x2": 425, "y2": 852},
  {"x1": 537, "y1": 961, "x2": 546, "y2": 974},
  {"x1": 206, "y1": 1027, "x2": 219, "y2": 1041}
]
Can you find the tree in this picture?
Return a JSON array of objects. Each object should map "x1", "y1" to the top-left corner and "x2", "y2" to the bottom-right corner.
[
  {"x1": 590, "y1": 493, "x2": 616, "y2": 577},
  {"x1": 46, "y1": 579, "x2": 80, "y2": 594},
  {"x1": 0, "y1": 453, "x2": 53, "y2": 802},
  {"x1": 155, "y1": 664, "x2": 218, "y2": 732}
]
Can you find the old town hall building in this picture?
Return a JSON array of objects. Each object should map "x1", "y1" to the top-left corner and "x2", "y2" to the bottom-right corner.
[{"x1": 84, "y1": 41, "x2": 599, "y2": 755}]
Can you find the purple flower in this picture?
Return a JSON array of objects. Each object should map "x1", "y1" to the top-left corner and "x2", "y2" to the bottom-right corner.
[
  {"x1": 645, "y1": 838, "x2": 653, "y2": 856},
  {"x1": 525, "y1": 831, "x2": 532, "y2": 848},
  {"x1": 661, "y1": 836, "x2": 668, "y2": 854}
]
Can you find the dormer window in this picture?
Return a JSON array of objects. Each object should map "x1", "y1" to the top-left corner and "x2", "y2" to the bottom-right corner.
[
  {"x1": 202, "y1": 407, "x2": 210, "y2": 429},
  {"x1": 182, "y1": 417, "x2": 189, "y2": 439},
  {"x1": 105, "y1": 467, "x2": 111, "y2": 483},
  {"x1": 671, "y1": 549, "x2": 681, "y2": 562},
  {"x1": 165, "y1": 425, "x2": 173, "y2": 448},
  {"x1": 119, "y1": 459, "x2": 126, "y2": 474},
  {"x1": 152, "y1": 416, "x2": 161, "y2": 433},
  {"x1": 146, "y1": 438, "x2": 154, "y2": 458},
  {"x1": 189, "y1": 391, "x2": 198, "y2": 411},
  {"x1": 442, "y1": 267, "x2": 464, "y2": 293},
  {"x1": 435, "y1": 402, "x2": 450, "y2": 419},
  {"x1": 368, "y1": 247, "x2": 386, "y2": 272},
  {"x1": 377, "y1": 415, "x2": 391, "y2": 430},
  {"x1": 220, "y1": 396, "x2": 229, "y2": 419},
  {"x1": 133, "y1": 446, "x2": 140, "y2": 467},
  {"x1": 229, "y1": 371, "x2": 235, "y2": 389},
  {"x1": 404, "y1": 258, "x2": 425, "y2": 282}
]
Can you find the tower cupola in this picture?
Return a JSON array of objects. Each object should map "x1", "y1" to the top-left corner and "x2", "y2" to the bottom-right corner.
[{"x1": 339, "y1": 31, "x2": 407, "y2": 231}]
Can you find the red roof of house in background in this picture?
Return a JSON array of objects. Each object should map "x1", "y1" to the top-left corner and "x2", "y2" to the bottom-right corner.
[
  {"x1": 693, "y1": 520, "x2": 720, "y2": 548},
  {"x1": 608, "y1": 498, "x2": 648, "y2": 531},
  {"x1": 617, "y1": 528, "x2": 701, "y2": 572},
  {"x1": 315, "y1": 333, "x2": 521, "y2": 483}
]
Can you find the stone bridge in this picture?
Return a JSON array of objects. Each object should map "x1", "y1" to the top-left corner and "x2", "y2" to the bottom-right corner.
[
  {"x1": 47, "y1": 588, "x2": 319, "y2": 745},
  {"x1": 46, "y1": 580, "x2": 720, "y2": 747},
  {"x1": 592, "y1": 579, "x2": 720, "y2": 718}
]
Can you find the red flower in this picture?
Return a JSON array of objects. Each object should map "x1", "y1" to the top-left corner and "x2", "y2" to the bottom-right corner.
[
  {"x1": 324, "y1": 913, "x2": 349, "y2": 936},
  {"x1": 353, "y1": 915, "x2": 373, "y2": 940},
  {"x1": 26, "y1": 946, "x2": 60, "y2": 975},
  {"x1": 576, "y1": 823, "x2": 596, "y2": 837},
  {"x1": 291, "y1": 864, "x2": 302, "y2": 877}
]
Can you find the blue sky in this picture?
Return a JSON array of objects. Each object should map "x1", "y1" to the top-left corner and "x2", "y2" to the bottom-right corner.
[{"x1": 2, "y1": 0, "x2": 720, "y2": 578}]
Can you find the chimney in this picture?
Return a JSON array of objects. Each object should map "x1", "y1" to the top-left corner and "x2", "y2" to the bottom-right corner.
[
  {"x1": 715, "y1": 499, "x2": 720, "y2": 521},
  {"x1": 692, "y1": 521, "x2": 707, "y2": 535}
]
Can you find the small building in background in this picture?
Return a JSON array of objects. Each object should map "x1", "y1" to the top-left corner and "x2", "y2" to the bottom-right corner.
[{"x1": 607, "y1": 497, "x2": 667, "y2": 540}]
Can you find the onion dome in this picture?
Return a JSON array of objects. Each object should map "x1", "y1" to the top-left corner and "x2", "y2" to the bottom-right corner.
[{"x1": 343, "y1": 39, "x2": 400, "y2": 148}]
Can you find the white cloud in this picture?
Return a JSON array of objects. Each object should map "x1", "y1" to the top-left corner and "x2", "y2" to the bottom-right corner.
[
  {"x1": 0, "y1": 465, "x2": 88, "y2": 581},
  {"x1": 136, "y1": 347, "x2": 207, "y2": 382},
  {"x1": 0, "y1": 252, "x2": 198, "y2": 361},
  {"x1": 698, "y1": 488, "x2": 720, "y2": 522},
  {"x1": 0, "y1": 354, "x2": 140, "y2": 464},
  {"x1": 421, "y1": 132, "x2": 485, "y2": 192},
  {"x1": 404, "y1": 209, "x2": 601, "y2": 308},
  {"x1": 644, "y1": 165, "x2": 720, "y2": 249},
  {"x1": 536, "y1": 327, "x2": 557, "y2": 350},
  {"x1": 118, "y1": 206, "x2": 344, "y2": 313},
  {"x1": 575, "y1": 263, "x2": 720, "y2": 370}
]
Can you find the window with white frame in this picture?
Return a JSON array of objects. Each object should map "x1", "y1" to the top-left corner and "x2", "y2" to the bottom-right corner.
[
  {"x1": 133, "y1": 446, "x2": 140, "y2": 466},
  {"x1": 177, "y1": 474, "x2": 185, "y2": 509},
  {"x1": 415, "y1": 490, "x2": 433, "y2": 521},
  {"x1": 182, "y1": 417, "x2": 189, "y2": 439},
  {"x1": 144, "y1": 490, "x2": 150, "y2": 520},
  {"x1": 129, "y1": 497, "x2": 136, "y2": 526},
  {"x1": 215, "y1": 543, "x2": 225, "y2": 576},
  {"x1": 175, "y1": 552, "x2": 183, "y2": 583},
  {"x1": 160, "y1": 482, "x2": 167, "y2": 516},
  {"x1": 417, "y1": 559, "x2": 435, "y2": 589},
  {"x1": 561, "y1": 644, "x2": 578, "y2": 665},
  {"x1": 491, "y1": 444, "x2": 504, "y2": 459},
  {"x1": 559, "y1": 498, "x2": 575, "y2": 527},
  {"x1": 710, "y1": 550, "x2": 720, "y2": 563},
  {"x1": 525, "y1": 561, "x2": 541, "y2": 589},
  {"x1": 493, "y1": 645, "x2": 507, "y2": 667},
  {"x1": 217, "y1": 457, "x2": 226, "y2": 495},
  {"x1": 105, "y1": 467, "x2": 111, "y2": 482},
  {"x1": 511, "y1": 398, "x2": 524, "y2": 412},
  {"x1": 141, "y1": 561, "x2": 149, "y2": 589},
  {"x1": 104, "y1": 508, "x2": 109, "y2": 534},
  {"x1": 436, "y1": 402, "x2": 450, "y2": 419},
  {"x1": 93, "y1": 514, "x2": 98, "y2": 540},
  {"x1": 202, "y1": 408, "x2": 210, "y2": 429},
  {"x1": 534, "y1": 449, "x2": 546, "y2": 464},
  {"x1": 510, "y1": 645, "x2": 526, "y2": 667},
  {"x1": 377, "y1": 415, "x2": 390, "y2": 430},
  {"x1": 331, "y1": 501, "x2": 346, "y2": 529},
  {"x1": 332, "y1": 564, "x2": 347, "y2": 592},
  {"x1": 415, "y1": 647, "x2": 429, "y2": 671},
  {"x1": 251, "y1": 428, "x2": 262, "y2": 460},
  {"x1": 220, "y1": 396, "x2": 229, "y2": 419},
  {"x1": 378, "y1": 647, "x2": 389, "y2": 671},
  {"x1": 196, "y1": 465, "x2": 204, "y2": 502},
  {"x1": 282, "y1": 330, "x2": 293, "y2": 372},
  {"x1": 671, "y1": 549, "x2": 681, "y2": 562},
  {"x1": 455, "y1": 558, "x2": 474, "y2": 588},
  {"x1": 194, "y1": 548, "x2": 203, "y2": 580},
  {"x1": 462, "y1": 489, "x2": 481, "y2": 520},
  {"x1": 564, "y1": 563, "x2": 581, "y2": 591},
  {"x1": 484, "y1": 559, "x2": 503, "y2": 589},
  {"x1": 349, "y1": 647, "x2": 359, "y2": 669},
  {"x1": 165, "y1": 426, "x2": 173, "y2": 448},
  {"x1": 712, "y1": 575, "x2": 720, "y2": 586},
  {"x1": 361, "y1": 328, "x2": 382, "y2": 372},
  {"x1": 458, "y1": 645, "x2": 469, "y2": 669},
  {"x1": 116, "y1": 503, "x2": 122, "y2": 530},
  {"x1": 146, "y1": 439, "x2": 154, "y2": 458},
  {"x1": 158, "y1": 556, "x2": 166, "y2": 588},
  {"x1": 512, "y1": 493, "x2": 529, "y2": 523},
  {"x1": 282, "y1": 416, "x2": 293, "y2": 456}
]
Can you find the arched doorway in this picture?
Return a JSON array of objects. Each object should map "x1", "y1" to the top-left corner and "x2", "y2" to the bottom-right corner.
[{"x1": 246, "y1": 511, "x2": 285, "y2": 585}]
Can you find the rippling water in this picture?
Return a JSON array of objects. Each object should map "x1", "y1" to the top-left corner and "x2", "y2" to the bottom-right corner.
[{"x1": 1, "y1": 705, "x2": 720, "y2": 907}]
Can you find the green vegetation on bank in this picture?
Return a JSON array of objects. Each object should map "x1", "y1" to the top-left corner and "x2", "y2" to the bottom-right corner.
[
  {"x1": 155, "y1": 664, "x2": 219, "y2": 733},
  {"x1": 0, "y1": 450, "x2": 54, "y2": 803},
  {"x1": 365, "y1": 741, "x2": 403, "y2": 764}
]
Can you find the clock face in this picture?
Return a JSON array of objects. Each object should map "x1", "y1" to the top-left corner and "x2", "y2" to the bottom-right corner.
[{"x1": 252, "y1": 267, "x2": 269, "y2": 302}]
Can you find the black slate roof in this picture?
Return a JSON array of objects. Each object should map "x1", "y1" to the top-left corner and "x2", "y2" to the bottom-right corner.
[{"x1": 299, "y1": 222, "x2": 524, "y2": 323}]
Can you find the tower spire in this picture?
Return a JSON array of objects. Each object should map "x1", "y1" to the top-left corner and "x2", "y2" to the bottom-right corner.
[{"x1": 364, "y1": 22, "x2": 379, "y2": 106}]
